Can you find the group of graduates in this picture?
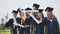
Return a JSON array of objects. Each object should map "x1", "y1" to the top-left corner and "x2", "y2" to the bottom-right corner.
[{"x1": 5, "y1": 3, "x2": 59, "y2": 34}]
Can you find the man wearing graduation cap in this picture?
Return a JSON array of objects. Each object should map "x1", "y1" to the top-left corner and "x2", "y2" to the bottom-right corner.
[
  {"x1": 31, "y1": 3, "x2": 40, "y2": 34},
  {"x1": 5, "y1": 10, "x2": 18, "y2": 34},
  {"x1": 44, "y1": 7, "x2": 59, "y2": 34},
  {"x1": 35, "y1": 9, "x2": 44, "y2": 34},
  {"x1": 24, "y1": 7, "x2": 32, "y2": 34}
]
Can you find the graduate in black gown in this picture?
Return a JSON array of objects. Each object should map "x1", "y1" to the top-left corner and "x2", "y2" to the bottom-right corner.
[
  {"x1": 16, "y1": 8, "x2": 29, "y2": 34},
  {"x1": 5, "y1": 10, "x2": 18, "y2": 34},
  {"x1": 44, "y1": 7, "x2": 59, "y2": 34},
  {"x1": 35, "y1": 9, "x2": 44, "y2": 34},
  {"x1": 24, "y1": 7, "x2": 32, "y2": 34},
  {"x1": 31, "y1": 3, "x2": 40, "y2": 34},
  {"x1": 16, "y1": 8, "x2": 25, "y2": 34}
]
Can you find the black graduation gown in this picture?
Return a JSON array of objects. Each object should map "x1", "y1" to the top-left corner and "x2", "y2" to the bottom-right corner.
[
  {"x1": 30, "y1": 17, "x2": 36, "y2": 34},
  {"x1": 35, "y1": 18, "x2": 44, "y2": 34},
  {"x1": 24, "y1": 17, "x2": 32, "y2": 34},
  {"x1": 16, "y1": 17, "x2": 25, "y2": 34},
  {"x1": 5, "y1": 18, "x2": 17, "y2": 34},
  {"x1": 43, "y1": 17, "x2": 59, "y2": 34},
  {"x1": 5, "y1": 17, "x2": 23, "y2": 34},
  {"x1": 5, "y1": 19, "x2": 13, "y2": 27}
]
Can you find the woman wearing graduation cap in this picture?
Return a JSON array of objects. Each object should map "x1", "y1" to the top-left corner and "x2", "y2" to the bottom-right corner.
[
  {"x1": 35, "y1": 9, "x2": 44, "y2": 34},
  {"x1": 24, "y1": 7, "x2": 32, "y2": 34},
  {"x1": 44, "y1": 7, "x2": 59, "y2": 34}
]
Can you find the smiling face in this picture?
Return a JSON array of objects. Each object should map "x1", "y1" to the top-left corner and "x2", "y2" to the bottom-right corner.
[
  {"x1": 37, "y1": 12, "x2": 42, "y2": 18},
  {"x1": 47, "y1": 11, "x2": 53, "y2": 18}
]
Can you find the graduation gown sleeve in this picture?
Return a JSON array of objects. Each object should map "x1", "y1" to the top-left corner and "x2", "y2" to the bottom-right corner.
[{"x1": 5, "y1": 19, "x2": 13, "y2": 27}]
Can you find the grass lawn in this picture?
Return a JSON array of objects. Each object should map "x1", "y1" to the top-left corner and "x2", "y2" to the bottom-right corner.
[
  {"x1": 0, "y1": 29, "x2": 60, "y2": 34},
  {"x1": 0, "y1": 30, "x2": 10, "y2": 34}
]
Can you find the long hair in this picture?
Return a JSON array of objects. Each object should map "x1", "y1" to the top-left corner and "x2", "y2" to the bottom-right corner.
[{"x1": 42, "y1": 13, "x2": 44, "y2": 18}]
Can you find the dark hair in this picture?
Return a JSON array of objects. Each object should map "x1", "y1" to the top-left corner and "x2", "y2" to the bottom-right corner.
[{"x1": 42, "y1": 13, "x2": 44, "y2": 18}]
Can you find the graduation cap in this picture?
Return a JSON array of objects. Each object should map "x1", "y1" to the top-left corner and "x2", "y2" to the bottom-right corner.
[
  {"x1": 25, "y1": 7, "x2": 32, "y2": 10},
  {"x1": 38, "y1": 9, "x2": 43, "y2": 13},
  {"x1": 17, "y1": 7, "x2": 23, "y2": 12},
  {"x1": 45, "y1": 7, "x2": 54, "y2": 12},
  {"x1": 17, "y1": 8, "x2": 21, "y2": 12},
  {"x1": 33, "y1": 3, "x2": 40, "y2": 8},
  {"x1": 12, "y1": 10, "x2": 17, "y2": 14}
]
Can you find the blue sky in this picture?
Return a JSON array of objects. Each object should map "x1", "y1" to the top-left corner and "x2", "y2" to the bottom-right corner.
[{"x1": 0, "y1": 0, "x2": 60, "y2": 25}]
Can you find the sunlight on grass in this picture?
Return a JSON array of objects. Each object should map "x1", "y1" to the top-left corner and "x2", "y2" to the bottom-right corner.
[{"x1": 0, "y1": 30, "x2": 10, "y2": 34}]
